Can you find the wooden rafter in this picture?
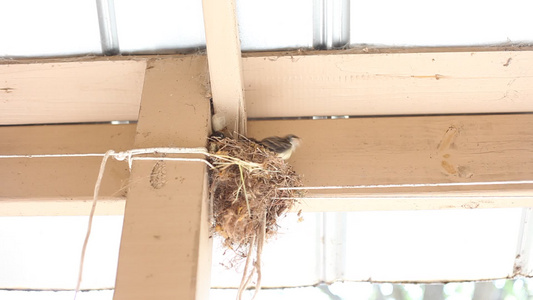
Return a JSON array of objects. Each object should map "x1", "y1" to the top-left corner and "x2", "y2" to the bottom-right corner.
[
  {"x1": 2, "y1": 51, "x2": 533, "y2": 125},
  {"x1": 202, "y1": 0, "x2": 246, "y2": 135},
  {"x1": 112, "y1": 56, "x2": 211, "y2": 299}
]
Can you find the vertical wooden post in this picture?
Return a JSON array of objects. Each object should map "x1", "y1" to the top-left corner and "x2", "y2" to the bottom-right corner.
[
  {"x1": 113, "y1": 56, "x2": 212, "y2": 300},
  {"x1": 202, "y1": 0, "x2": 246, "y2": 135}
]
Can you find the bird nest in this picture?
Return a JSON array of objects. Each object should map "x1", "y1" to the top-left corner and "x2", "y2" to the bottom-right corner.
[
  {"x1": 207, "y1": 135, "x2": 305, "y2": 254},
  {"x1": 207, "y1": 134, "x2": 305, "y2": 299}
]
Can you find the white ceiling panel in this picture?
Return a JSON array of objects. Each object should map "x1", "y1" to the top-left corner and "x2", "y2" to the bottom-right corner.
[
  {"x1": 236, "y1": 0, "x2": 313, "y2": 51},
  {"x1": 344, "y1": 208, "x2": 522, "y2": 282},
  {"x1": 350, "y1": 0, "x2": 533, "y2": 46},
  {"x1": 114, "y1": 0, "x2": 206, "y2": 54},
  {"x1": 0, "y1": 1, "x2": 102, "y2": 57},
  {"x1": 0, "y1": 216, "x2": 122, "y2": 289}
]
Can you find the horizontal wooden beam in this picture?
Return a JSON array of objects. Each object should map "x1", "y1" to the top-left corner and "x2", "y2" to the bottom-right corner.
[
  {"x1": 2, "y1": 51, "x2": 533, "y2": 125},
  {"x1": 248, "y1": 114, "x2": 533, "y2": 189},
  {"x1": 298, "y1": 191, "x2": 533, "y2": 212},
  {"x1": 0, "y1": 60, "x2": 146, "y2": 125},
  {"x1": 243, "y1": 51, "x2": 533, "y2": 118},
  {"x1": 1, "y1": 198, "x2": 125, "y2": 216},
  {"x1": 1, "y1": 114, "x2": 532, "y2": 215},
  {"x1": 0, "y1": 123, "x2": 135, "y2": 201},
  {"x1": 3, "y1": 191, "x2": 531, "y2": 215}
]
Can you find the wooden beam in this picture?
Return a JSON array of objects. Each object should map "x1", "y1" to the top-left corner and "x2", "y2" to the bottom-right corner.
[
  {"x1": 0, "y1": 123, "x2": 131, "y2": 216},
  {"x1": 243, "y1": 51, "x2": 533, "y2": 118},
  {"x1": 202, "y1": 0, "x2": 246, "y2": 134},
  {"x1": 0, "y1": 199, "x2": 125, "y2": 216},
  {"x1": 249, "y1": 114, "x2": 533, "y2": 209},
  {"x1": 3, "y1": 51, "x2": 532, "y2": 125},
  {"x1": 296, "y1": 191, "x2": 533, "y2": 212},
  {"x1": 1, "y1": 114, "x2": 532, "y2": 214},
  {"x1": 248, "y1": 114, "x2": 533, "y2": 189},
  {"x1": 0, "y1": 123, "x2": 134, "y2": 203},
  {"x1": 0, "y1": 60, "x2": 146, "y2": 125},
  {"x1": 113, "y1": 56, "x2": 211, "y2": 299}
]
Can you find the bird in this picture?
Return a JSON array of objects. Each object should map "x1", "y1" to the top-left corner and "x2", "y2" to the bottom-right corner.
[{"x1": 257, "y1": 134, "x2": 301, "y2": 160}]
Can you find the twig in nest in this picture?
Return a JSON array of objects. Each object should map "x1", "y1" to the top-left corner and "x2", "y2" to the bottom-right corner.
[{"x1": 238, "y1": 164, "x2": 251, "y2": 217}]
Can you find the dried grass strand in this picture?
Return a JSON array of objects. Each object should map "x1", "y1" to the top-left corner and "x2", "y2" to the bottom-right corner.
[
  {"x1": 237, "y1": 235, "x2": 256, "y2": 300},
  {"x1": 238, "y1": 164, "x2": 252, "y2": 217},
  {"x1": 251, "y1": 211, "x2": 266, "y2": 300}
]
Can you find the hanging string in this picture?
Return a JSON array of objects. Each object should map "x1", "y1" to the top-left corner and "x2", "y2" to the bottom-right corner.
[
  {"x1": 69, "y1": 147, "x2": 212, "y2": 300},
  {"x1": 74, "y1": 150, "x2": 114, "y2": 300}
]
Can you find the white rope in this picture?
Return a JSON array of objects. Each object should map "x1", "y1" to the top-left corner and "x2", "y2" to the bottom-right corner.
[
  {"x1": 0, "y1": 147, "x2": 208, "y2": 160},
  {"x1": 276, "y1": 196, "x2": 533, "y2": 201},
  {"x1": 278, "y1": 180, "x2": 533, "y2": 191},
  {"x1": 0, "y1": 153, "x2": 107, "y2": 158},
  {"x1": 0, "y1": 147, "x2": 211, "y2": 170},
  {"x1": 2, "y1": 151, "x2": 531, "y2": 190}
]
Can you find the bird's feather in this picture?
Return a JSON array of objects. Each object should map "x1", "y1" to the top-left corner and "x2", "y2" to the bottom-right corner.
[{"x1": 258, "y1": 135, "x2": 301, "y2": 160}]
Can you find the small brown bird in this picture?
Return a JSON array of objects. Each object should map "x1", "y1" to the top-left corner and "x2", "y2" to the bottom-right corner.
[{"x1": 258, "y1": 134, "x2": 301, "y2": 160}]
